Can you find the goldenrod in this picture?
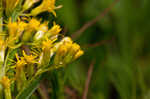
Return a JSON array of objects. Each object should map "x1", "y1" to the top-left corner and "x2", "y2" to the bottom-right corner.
[
  {"x1": 7, "y1": 19, "x2": 18, "y2": 37},
  {"x1": 0, "y1": 0, "x2": 84, "y2": 97},
  {"x1": 42, "y1": 38, "x2": 53, "y2": 51},
  {"x1": 23, "y1": 0, "x2": 40, "y2": 11},
  {"x1": 22, "y1": 18, "x2": 40, "y2": 42},
  {"x1": 47, "y1": 22, "x2": 62, "y2": 36},
  {"x1": 27, "y1": 18, "x2": 40, "y2": 30},
  {"x1": 15, "y1": 54, "x2": 27, "y2": 69},
  {"x1": 34, "y1": 22, "x2": 48, "y2": 41},
  {"x1": 22, "y1": 50, "x2": 37, "y2": 64},
  {"x1": 31, "y1": 0, "x2": 56, "y2": 16},
  {"x1": 74, "y1": 50, "x2": 84, "y2": 60}
]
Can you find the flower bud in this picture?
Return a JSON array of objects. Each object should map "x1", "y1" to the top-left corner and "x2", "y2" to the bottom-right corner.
[
  {"x1": 34, "y1": 22, "x2": 48, "y2": 41},
  {"x1": 74, "y1": 50, "x2": 84, "y2": 60},
  {"x1": 45, "y1": 22, "x2": 61, "y2": 38},
  {"x1": 22, "y1": 18, "x2": 40, "y2": 42}
]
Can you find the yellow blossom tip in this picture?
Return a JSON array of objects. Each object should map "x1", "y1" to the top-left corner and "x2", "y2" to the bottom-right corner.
[
  {"x1": 48, "y1": 23, "x2": 62, "y2": 36},
  {"x1": 1, "y1": 76, "x2": 10, "y2": 89},
  {"x1": 28, "y1": 18, "x2": 40, "y2": 30},
  {"x1": 15, "y1": 54, "x2": 27, "y2": 68},
  {"x1": 42, "y1": 39, "x2": 53, "y2": 50},
  {"x1": 31, "y1": 0, "x2": 56, "y2": 16},
  {"x1": 22, "y1": 50, "x2": 37, "y2": 63},
  {"x1": 58, "y1": 45, "x2": 68, "y2": 56},
  {"x1": 71, "y1": 43, "x2": 80, "y2": 53},
  {"x1": 74, "y1": 50, "x2": 84, "y2": 59}
]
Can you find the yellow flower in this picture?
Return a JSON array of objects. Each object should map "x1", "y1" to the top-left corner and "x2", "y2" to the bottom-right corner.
[
  {"x1": 0, "y1": 38, "x2": 5, "y2": 49},
  {"x1": 70, "y1": 43, "x2": 81, "y2": 54},
  {"x1": 34, "y1": 22, "x2": 48, "y2": 41},
  {"x1": 23, "y1": 0, "x2": 40, "y2": 11},
  {"x1": 22, "y1": 50, "x2": 37, "y2": 64},
  {"x1": 18, "y1": 21, "x2": 27, "y2": 33},
  {"x1": 27, "y1": 18, "x2": 40, "y2": 30},
  {"x1": 54, "y1": 45, "x2": 67, "y2": 65},
  {"x1": 0, "y1": 76, "x2": 10, "y2": 89},
  {"x1": 31, "y1": 0, "x2": 56, "y2": 16},
  {"x1": 47, "y1": 22, "x2": 61, "y2": 36},
  {"x1": 74, "y1": 50, "x2": 84, "y2": 59},
  {"x1": 42, "y1": 38, "x2": 53, "y2": 51},
  {"x1": 7, "y1": 19, "x2": 18, "y2": 37},
  {"x1": 7, "y1": 19, "x2": 27, "y2": 47},
  {"x1": 62, "y1": 37, "x2": 73, "y2": 44},
  {"x1": 22, "y1": 18, "x2": 40, "y2": 42},
  {"x1": 15, "y1": 54, "x2": 27, "y2": 69},
  {"x1": 7, "y1": 18, "x2": 27, "y2": 37},
  {"x1": 57, "y1": 45, "x2": 67, "y2": 57}
]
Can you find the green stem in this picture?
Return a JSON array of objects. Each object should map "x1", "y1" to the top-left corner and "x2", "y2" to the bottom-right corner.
[
  {"x1": 0, "y1": 0, "x2": 3, "y2": 98},
  {"x1": 3, "y1": 48, "x2": 12, "y2": 75},
  {"x1": 51, "y1": 69, "x2": 65, "y2": 99},
  {"x1": 0, "y1": 0, "x2": 3, "y2": 70}
]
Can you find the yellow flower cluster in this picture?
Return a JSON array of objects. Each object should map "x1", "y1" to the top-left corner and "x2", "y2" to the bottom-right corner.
[
  {"x1": 0, "y1": 0, "x2": 84, "y2": 97},
  {"x1": 4, "y1": 0, "x2": 59, "y2": 17}
]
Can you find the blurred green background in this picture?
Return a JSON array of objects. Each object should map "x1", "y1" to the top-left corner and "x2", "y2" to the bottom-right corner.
[{"x1": 49, "y1": 0, "x2": 150, "y2": 99}]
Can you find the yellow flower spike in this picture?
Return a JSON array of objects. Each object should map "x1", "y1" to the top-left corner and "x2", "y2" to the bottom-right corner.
[
  {"x1": 47, "y1": 22, "x2": 62, "y2": 36},
  {"x1": 31, "y1": 0, "x2": 56, "y2": 16},
  {"x1": 23, "y1": 0, "x2": 40, "y2": 11},
  {"x1": 15, "y1": 54, "x2": 27, "y2": 69},
  {"x1": 0, "y1": 76, "x2": 10, "y2": 89},
  {"x1": 22, "y1": 50, "x2": 37, "y2": 64},
  {"x1": 74, "y1": 50, "x2": 84, "y2": 60}
]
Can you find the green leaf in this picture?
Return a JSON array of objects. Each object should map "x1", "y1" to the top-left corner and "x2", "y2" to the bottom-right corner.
[{"x1": 16, "y1": 74, "x2": 45, "y2": 99}]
